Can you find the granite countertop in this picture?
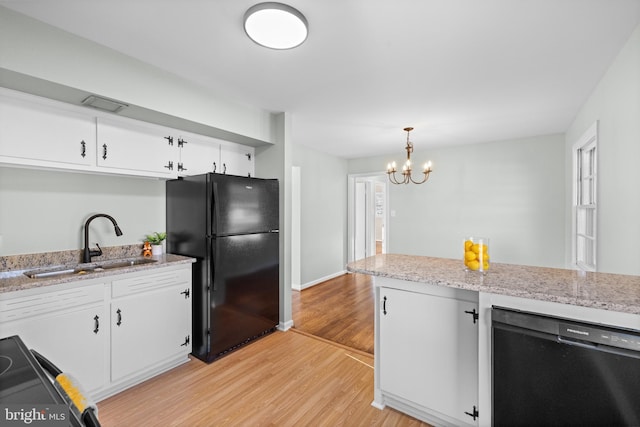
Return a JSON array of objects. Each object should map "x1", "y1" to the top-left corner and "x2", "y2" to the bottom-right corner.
[
  {"x1": 0, "y1": 246, "x2": 195, "y2": 294},
  {"x1": 347, "y1": 254, "x2": 640, "y2": 315}
]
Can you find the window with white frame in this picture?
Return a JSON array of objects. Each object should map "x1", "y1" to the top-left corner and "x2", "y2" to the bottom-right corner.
[{"x1": 573, "y1": 122, "x2": 598, "y2": 271}]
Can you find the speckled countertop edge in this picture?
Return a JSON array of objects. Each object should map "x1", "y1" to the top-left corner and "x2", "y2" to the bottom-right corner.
[
  {"x1": 347, "y1": 254, "x2": 640, "y2": 315},
  {"x1": 0, "y1": 246, "x2": 195, "y2": 294}
]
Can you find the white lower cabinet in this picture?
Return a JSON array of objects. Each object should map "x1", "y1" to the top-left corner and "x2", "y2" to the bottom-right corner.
[
  {"x1": 0, "y1": 284, "x2": 107, "y2": 394},
  {"x1": 0, "y1": 264, "x2": 192, "y2": 401},
  {"x1": 110, "y1": 269, "x2": 192, "y2": 382},
  {"x1": 376, "y1": 279, "x2": 479, "y2": 427}
]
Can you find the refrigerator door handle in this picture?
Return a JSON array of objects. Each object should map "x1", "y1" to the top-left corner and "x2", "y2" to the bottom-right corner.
[
  {"x1": 210, "y1": 236, "x2": 218, "y2": 291},
  {"x1": 212, "y1": 181, "x2": 220, "y2": 235}
]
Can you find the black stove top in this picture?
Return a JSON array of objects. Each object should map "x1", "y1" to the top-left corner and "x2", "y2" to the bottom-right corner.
[{"x1": 0, "y1": 335, "x2": 65, "y2": 405}]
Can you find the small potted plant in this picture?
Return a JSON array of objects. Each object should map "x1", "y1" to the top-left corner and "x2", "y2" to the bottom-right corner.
[{"x1": 145, "y1": 232, "x2": 167, "y2": 256}]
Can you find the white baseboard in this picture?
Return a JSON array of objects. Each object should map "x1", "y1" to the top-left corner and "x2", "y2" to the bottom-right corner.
[
  {"x1": 292, "y1": 270, "x2": 347, "y2": 291},
  {"x1": 278, "y1": 319, "x2": 294, "y2": 331}
]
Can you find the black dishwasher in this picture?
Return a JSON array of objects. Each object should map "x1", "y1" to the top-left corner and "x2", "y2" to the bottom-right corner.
[{"x1": 492, "y1": 307, "x2": 640, "y2": 427}]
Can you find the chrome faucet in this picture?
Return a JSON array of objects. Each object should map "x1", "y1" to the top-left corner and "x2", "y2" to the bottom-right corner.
[{"x1": 83, "y1": 213, "x2": 123, "y2": 263}]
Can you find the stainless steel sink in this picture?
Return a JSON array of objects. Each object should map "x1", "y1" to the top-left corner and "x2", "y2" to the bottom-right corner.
[
  {"x1": 23, "y1": 266, "x2": 93, "y2": 279},
  {"x1": 94, "y1": 258, "x2": 158, "y2": 270},
  {"x1": 23, "y1": 258, "x2": 157, "y2": 279}
]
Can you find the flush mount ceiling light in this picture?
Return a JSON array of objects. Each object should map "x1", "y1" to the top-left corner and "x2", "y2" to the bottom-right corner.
[
  {"x1": 386, "y1": 127, "x2": 433, "y2": 185},
  {"x1": 244, "y1": 2, "x2": 308, "y2": 49}
]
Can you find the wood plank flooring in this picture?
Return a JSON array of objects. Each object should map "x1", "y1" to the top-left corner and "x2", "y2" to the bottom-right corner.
[
  {"x1": 293, "y1": 273, "x2": 375, "y2": 354},
  {"x1": 98, "y1": 273, "x2": 431, "y2": 426}
]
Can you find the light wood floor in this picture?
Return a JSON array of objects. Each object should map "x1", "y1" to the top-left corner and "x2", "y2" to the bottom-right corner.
[
  {"x1": 98, "y1": 273, "x2": 431, "y2": 426},
  {"x1": 292, "y1": 273, "x2": 375, "y2": 354}
]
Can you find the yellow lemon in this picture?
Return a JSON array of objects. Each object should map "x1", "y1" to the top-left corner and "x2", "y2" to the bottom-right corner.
[
  {"x1": 465, "y1": 251, "x2": 477, "y2": 261},
  {"x1": 480, "y1": 244, "x2": 488, "y2": 253},
  {"x1": 464, "y1": 240, "x2": 473, "y2": 251},
  {"x1": 471, "y1": 243, "x2": 480, "y2": 254},
  {"x1": 467, "y1": 260, "x2": 480, "y2": 270},
  {"x1": 483, "y1": 262, "x2": 490, "y2": 271}
]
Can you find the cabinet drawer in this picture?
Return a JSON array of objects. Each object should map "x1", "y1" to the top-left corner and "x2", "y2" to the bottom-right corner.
[
  {"x1": 0, "y1": 283, "x2": 105, "y2": 322},
  {"x1": 111, "y1": 268, "x2": 190, "y2": 298}
]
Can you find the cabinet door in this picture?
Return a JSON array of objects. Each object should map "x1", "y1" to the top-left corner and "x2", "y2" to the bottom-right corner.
[
  {"x1": 219, "y1": 142, "x2": 255, "y2": 177},
  {"x1": 0, "y1": 284, "x2": 107, "y2": 394},
  {"x1": 176, "y1": 133, "x2": 220, "y2": 176},
  {"x1": 96, "y1": 117, "x2": 176, "y2": 177},
  {"x1": 379, "y1": 287, "x2": 478, "y2": 426},
  {"x1": 0, "y1": 89, "x2": 96, "y2": 168},
  {"x1": 111, "y1": 284, "x2": 191, "y2": 381}
]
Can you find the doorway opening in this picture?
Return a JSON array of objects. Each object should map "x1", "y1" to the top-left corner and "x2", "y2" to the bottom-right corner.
[{"x1": 348, "y1": 174, "x2": 389, "y2": 262}]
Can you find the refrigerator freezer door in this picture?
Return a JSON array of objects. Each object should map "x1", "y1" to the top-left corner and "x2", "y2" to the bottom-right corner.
[
  {"x1": 205, "y1": 232, "x2": 279, "y2": 361},
  {"x1": 210, "y1": 175, "x2": 278, "y2": 235}
]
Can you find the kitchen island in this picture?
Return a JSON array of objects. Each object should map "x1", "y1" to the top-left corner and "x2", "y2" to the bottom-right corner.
[{"x1": 347, "y1": 254, "x2": 640, "y2": 427}]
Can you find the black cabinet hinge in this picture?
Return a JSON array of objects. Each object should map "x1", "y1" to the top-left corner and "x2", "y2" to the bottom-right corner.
[
  {"x1": 465, "y1": 309, "x2": 479, "y2": 324},
  {"x1": 465, "y1": 405, "x2": 479, "y2": 420}
]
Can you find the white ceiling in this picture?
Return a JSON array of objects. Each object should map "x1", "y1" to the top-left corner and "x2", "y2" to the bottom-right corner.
[{"x1": 2, "y1": 0, "x2": 640, "y2": 159}]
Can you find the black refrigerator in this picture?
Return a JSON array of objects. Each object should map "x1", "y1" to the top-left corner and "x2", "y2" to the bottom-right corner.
[{"x1": 166, "y1": 173, "x2": 279, "y2": 363}]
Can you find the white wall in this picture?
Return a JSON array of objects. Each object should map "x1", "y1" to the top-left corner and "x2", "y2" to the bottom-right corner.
[
  {"x1": 565, "y1": 23, "x2": 640, "y2": 275},
  {"x1": 0, "y1": 6, "x2": 273, "y2": 144},
  {"x1": 349, "y1": 134, "x2": 567, "y2": 268},
  {"x1": 0, "y1": 167, "x2": 165, "y2": 255},
  {"x1": 293, "y1": 144, "x2": 349, "y2": 285}
]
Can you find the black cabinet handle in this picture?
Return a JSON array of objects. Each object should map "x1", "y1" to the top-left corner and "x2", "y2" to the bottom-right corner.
[
  {"x1": 164, "y1": 136, "x2": 174, "y2": 145},
  {"x1": 178, "y1": 163, "x2": 187, "y2": 172},
  {"x1": 246, "y1": 153, "x2": 252, "y2": 161},
  {"x1": 465, "y1": 405, "x2": 479, "y2": 420},
  {"x1": 102, "y1": 144, "x2": 108, "y2": 160},
  {"x1": 178, "y1": 138, "x2": 188, "y2": 147},
  {"x1": 464, "y1": 309, "x2": 479, "y2": 324},
  {"x1": 164, "y1": 161, "x2": 174, "y2": 170},
  {"x1": 81, "y1": 140, "x2": 86, "y2": 158},
  {"x1": 180, "y1": 336, "x2": 190, "y2": 347},
  {"x1": 213, "y1": 162, "x2": 217, "y2": 173},
  {"x1": 116, "y1": 308, "x2": 122, "y2": 326},
  {"x1": 383, "y1": 296, "x2": 387, "y2": 315},
  {"x1": 181, "y1": 289, "x2": 190, "y2": 299},
  {"x1": 93, "y1": 315, "x2": 99, "y2": 334},
  {"x1": 223, "y1": 163, "x2": 227, "y2": 174}
]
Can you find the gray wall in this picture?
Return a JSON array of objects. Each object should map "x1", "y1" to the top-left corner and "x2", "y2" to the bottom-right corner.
[
  {"x1": 0, "y1": 167, "x2": 165, "y2": 255},
  {"x1": 349, "y1": 134, "x2": 567, "y2": 268},
  {"x1": 565, "y1": 23, "x2": 640, "y2": 276},
  {"x1": 293, "y1": 144, "x2": 349, "y2": 285}
]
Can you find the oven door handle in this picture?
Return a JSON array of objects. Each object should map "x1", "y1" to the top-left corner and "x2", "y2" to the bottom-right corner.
[{"x1": 31, "y1": 349, "x2": 62, "y2": 378}]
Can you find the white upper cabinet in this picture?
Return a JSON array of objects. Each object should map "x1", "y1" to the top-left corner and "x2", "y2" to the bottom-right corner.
[
  {"x1": 220, "y1": 141, "x2": 255, "y2": 177},
  {"x1": 0, "y1": 88, "x2": 258, "y2": 179},
  {"x1": 175, "y1": 132, "x2": 221, "y2": 177},
  {"x1": 0, "y1": 88, "x2": 96, "y2": 169},
  {"x1": 96, "y1": 116, "x2": 177, "y2": 178}
]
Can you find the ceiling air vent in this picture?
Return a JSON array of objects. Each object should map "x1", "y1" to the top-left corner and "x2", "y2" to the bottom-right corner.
[{"x1": 81, "y1": 95, "x2": 128, "y2": 113}]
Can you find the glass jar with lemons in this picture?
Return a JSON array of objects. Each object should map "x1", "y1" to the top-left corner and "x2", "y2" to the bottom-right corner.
[{"x1": 464, "y1": 237, "x2": 490, "y2": 273}]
